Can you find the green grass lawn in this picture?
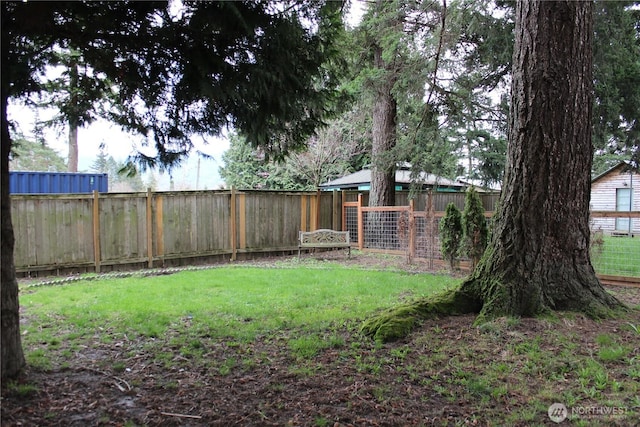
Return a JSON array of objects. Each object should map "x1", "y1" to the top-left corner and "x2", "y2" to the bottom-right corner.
[
  {"x1": 592, "y1": 235, "x2": 640, "y2": 278},
  {"x1": 20, "y1": 266, "x2": 457, "y2": 344},
  {"x1": 10, "y1": 262, "x2": 640, "y2": 426}
]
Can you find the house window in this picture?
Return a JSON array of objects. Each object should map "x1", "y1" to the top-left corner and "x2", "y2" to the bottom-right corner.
[{"x1": 616, "y1": 188, "x2": 632, "y2": 231}]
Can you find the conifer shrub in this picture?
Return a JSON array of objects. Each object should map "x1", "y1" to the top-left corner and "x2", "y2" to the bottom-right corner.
[
  {"x1": 462, "y1": 187, "x2": 488, "y2": 268},
  {"x1": 440, "y1": 202, "x2": 463, "y2": 270}
]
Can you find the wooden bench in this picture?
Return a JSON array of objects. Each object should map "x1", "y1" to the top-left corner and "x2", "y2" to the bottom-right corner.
[
  {"x1": 611, "y1": 231, "x2": 631, "y2": 237},
  {"x1": 298, "y1": 229, "x2": 351, "y2": 258}
]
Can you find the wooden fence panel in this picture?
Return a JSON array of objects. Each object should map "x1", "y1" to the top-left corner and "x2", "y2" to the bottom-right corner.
[
  {"x1": 241, "y1": 192, "x2": 264, "y2": 249},
  {"x1": 12, "y1": 195, "x2": 95, "y2": 269},
  {"x1": 162, "y1": 192, "x2": 197, "y2": 255},
  {"x1": 318, "y1": 191, "x2": 337, "y2": 229},
  {"x1": 99, "y1": 194, "x2": 148, "y2": 264},
  {"x1": 431, "y1": 193, "x2": 465, "y2": 211},
  {"x1": 242, "y1": 191, "x2": 303, "y2": 250},
  {"x1": 207, "y1": 192, "x2": 232, "y2": 252},
  {"x1": 59, "y1": 197, "x2": 93, "y2": 263},
  {"x1": 11, "y1": 198, "x2": 31, "y2": 267}
]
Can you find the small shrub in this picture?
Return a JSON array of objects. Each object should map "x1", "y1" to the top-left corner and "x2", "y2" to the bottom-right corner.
[
  {"x1": 462, "y1": 186, "x2": 488, "y2": 268},
  {"x1": 440, "y1": 202, "x2": 463, "y2": 270}
]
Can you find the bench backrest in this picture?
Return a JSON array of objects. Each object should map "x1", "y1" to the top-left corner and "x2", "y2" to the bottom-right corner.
[{"x1": 299, "y1": 229, "x2": 350, "y2": 245}]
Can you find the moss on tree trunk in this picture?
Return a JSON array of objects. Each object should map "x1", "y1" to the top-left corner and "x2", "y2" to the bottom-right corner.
[{"x1": 361, "y1": 285, "x2": 481, "y2": 342}]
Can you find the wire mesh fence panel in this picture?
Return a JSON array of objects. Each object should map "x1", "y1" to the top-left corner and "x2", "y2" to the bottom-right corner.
[
  {"x1": 412, "y1": 213, "x2": 442, "y2": 266},
  {"x1": 343, "y1": 201, "x2": 639, "y2": 282},
  {"x1": 590, "y1": 231, "x2": 640, "y2": 278},
  {"x1": 362, "y1": 209, "x2": 409, "y2": 251},
  {"x1": 413, "y1": 215, "x2": 428, "y2": 259},
  {"x1": 414, "y1": 215, "x2": 472, "y2": 266},
  {"x1": 344, "y1": 205, "x2": 359, "y2": 244}
]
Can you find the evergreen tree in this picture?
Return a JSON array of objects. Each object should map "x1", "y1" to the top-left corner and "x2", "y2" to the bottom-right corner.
[
  {"x1": 592, "y1": 0, "x2": 640, "y2": 167},
  {"x1": 111, "y1": 158, "x2": 145, "y2": 192},
  {"x1": 439, "y1": 202, "x2": 462, "y2": 271},
  {"x1": 451, "y1": 0, "x2": 640, "y2": 177},
  {"x1": 219, "y1": 134, "x2": 273, "y2": 190},
  {"x1": 363, "y1": 0, "x2": 623, "y2": 342},
  {"x1": 351, "y1": 0, "x2": 513, "y2": 201},
  {"x1": 2, "y1": 0, "x2": 347, "y2": 379},
  {"x1": 462, "y1": 186, "x2": 488, "y2": 269},
  {"x1": 90, "y1": 145, "x2": 156, "y2": 192},
  {"x1": 366, "y1": 0, "x2": 401, "y2": 207},
  {"x1": 37, "y1": 48, "x2": 115, "y2": 172},
  {"x1": 9, "y1": 137, "x2": 66, "y2": 171},
  {"x1": 89, "y1": 145, "x2": 109, "y2": 173}
]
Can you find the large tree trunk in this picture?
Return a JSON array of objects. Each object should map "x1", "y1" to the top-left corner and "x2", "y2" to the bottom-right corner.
[
  {"x1": 370, "y1": 79, "x2": 396, "y2": 207},
  {"x1": 1, "y1": 80, "x2": 26, "y2": 380},
  {"x1": 369, "y1": 0, "x2": 397, "y2": 208},
  {"x1": 362, "y1": 0, "x2": 623, "y2": 342},
  {"x1": 68, "y1": 124, "x2": 78, "y2": 172},
  {"x1": 67, "y1": 59, "x2": 79, "y2": 172},
  {"x1": 464, "y1": 0, "x2": 621, "y2": 321}
]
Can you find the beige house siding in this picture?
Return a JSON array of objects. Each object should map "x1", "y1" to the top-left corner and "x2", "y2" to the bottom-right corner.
[{"x1": 590, "y1": 163, "x2": 640, "y2": 234}]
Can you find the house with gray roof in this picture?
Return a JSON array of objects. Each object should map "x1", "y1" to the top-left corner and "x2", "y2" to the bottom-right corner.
[{"x1": 319, "y1": 166, "x2": 467, "y2": 192}]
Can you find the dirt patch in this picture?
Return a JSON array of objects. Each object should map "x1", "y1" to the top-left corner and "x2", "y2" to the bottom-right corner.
[{"x1": 3, "y1": 253, "x2": 640, "y2": 426}]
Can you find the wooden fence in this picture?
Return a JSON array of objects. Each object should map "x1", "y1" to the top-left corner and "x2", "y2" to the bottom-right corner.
[
  {"x1": 10, "y1": 189, "x2": 339, "y2": 276},
  {"x1": 341, "y1": 191, "x2": 500, "y2": 250},
  {"x1": 10, "y1": 188, "x2": 497, "y2": 277},
  {"x1": 343, "y1": 195, "x2": 640, "y2": 283},
  {"x1": 12, "y1": 187, "x2": 637, "y2": 283}
]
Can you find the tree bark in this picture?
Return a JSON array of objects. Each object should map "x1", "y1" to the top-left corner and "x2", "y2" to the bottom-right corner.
[
  {"x1": 370, "y1": 77, "x2": 396, "y2": 207},
  {"x1": 461, "y1": 0, "x2": 621, "y2": 321},
  {"x1": 68, "y1": 124, "x2": 78, "y2": 172},
  {"x1": 1, "y1": 75, "x2": 26, "y2": 380},
  {"x1": 369, "y1": 0, "x2": 397, "y2": 208},
  {"x1": 362, "y1": 0, "x2": 623, "y2": 342},
  {"x1": 67, "y1": 59, "x2": 79, "y2": 172}
]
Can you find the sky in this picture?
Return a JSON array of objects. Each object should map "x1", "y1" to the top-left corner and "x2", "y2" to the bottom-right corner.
[
  {"x1": 8, "y1": 102, "x2": 228, "y2": 191},
  {"x1": 7, "y1": 1, "x2": 366, "y2": 192}
]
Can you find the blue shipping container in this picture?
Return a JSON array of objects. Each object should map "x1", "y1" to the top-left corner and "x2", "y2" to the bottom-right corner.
[{"x1": 9, "y1": 171, "x2": 108, "y2": 194}]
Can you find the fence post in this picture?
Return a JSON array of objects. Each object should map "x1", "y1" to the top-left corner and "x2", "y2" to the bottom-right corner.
[
  {"x1": 146, "y1": 188, "x2": 154, "y2": 268},
  {"x1": 156, "y1": 193, "x2": 164, "y2": 267},
  {"x1": 341, "y1": 191, "x2": 347, "y2": 231},
  {"x1": 358, "y1": 193, "x2": 364, "y2": 250},
  {"x1": 332, "y1": 189, "x2": 339, "y2": 230},
  {"x1": 427, "y1": 190, "x2": 434, "y2": 269},
  {"x1": 92, "y1": 190, "x2": 101, "y2": 273},
  {"x1": 300, "y1": 195, "x2": 308, "y2": 232},
  {"x1": 231, "y1": 187, "x2": 237, "y2": 261},
  {"x1": 315, "y1": 189, "x2": 320, "y2": 230},
  {"x1": 408, "y1": 199, "x2": 416, "y2": 261},
  {"x1": 238, "y1": 191, "x2": 246, "y2": 250}
]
